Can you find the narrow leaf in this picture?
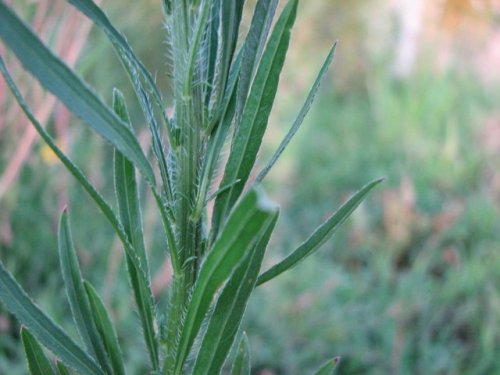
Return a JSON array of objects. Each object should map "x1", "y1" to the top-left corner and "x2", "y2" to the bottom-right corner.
[
  {"x1": 113, "y1": 89, "x2": 159, "y2": 370},
  {"x1": 221, "y1": 0, "x2": 244, "y2": 82},
  {"x1": 257, "y1": 178, "x2": 384, "y2": 286},
  {"x1": 211, "y1": 0, "x2": 245, "y2": 116},
  {"x1": 211, "y1": 0, "x2": 298, "y2": 237},
  {"x1": 236, "y1": 0, "x2": 279, "y2": 120},
  {"x1": 314, "y1": 357, "x2": 340, "y2": 375},
  {"x1": 68, "y1": 0, "x2": 164, "y2": 109},
  {"x1": 0, "y1": 2, "x2": 155, "y2": 183},
  {"x1": 68, "y1": 1, "x2": 175, "y2": 201},
  {"x1": 256, "y1": 44, "x2": 337, "y2": 183},
  {"x1": 193, "y1": 211, "x2": 279, "y2": 375},
  {"x1": 184, "y1": 0, "x2": 213, "y2": 95},
  {"x1": 162, "y1": 273, "x2": 187, "y2": 375},
  {"x1": 136, "y1": 84, "x2": 175, "y2": 203},
  {"x1": 58, "y1": 211, "x2": 112, "y2": 373},
  {"x1": 194, "y1": 52, "x2": 243, "y2": 222},
  {"x1": 0, "y1": 262, "x2": 104, "y2": 375},
  {"x1": 231, "y1": 333, "x2": 251, "y2": 375},
  {"x1": 0, "y1": 56, "x2": 152, "y2": 335},
  {"x1": 21, "y1": 328, "x2": 56, "y2": 375},
  {"x1": 101, "y1": 0, "x2": 175, "y2": 196},
  {"x1": 203, "y1": 0, "x2": 221, "y2": 105},
  {"x1": 152, "y1": 189, "x2": 180, "y2": 272},
  {"x1": 84, "y1": 281, "x2": 126, "y2": 375},
  {"x1": 56, "y1": 362, "x2": 71, "y2": 375},
  {"x1": 174, "y1": 189, "x2": 277, "y2": 374}
]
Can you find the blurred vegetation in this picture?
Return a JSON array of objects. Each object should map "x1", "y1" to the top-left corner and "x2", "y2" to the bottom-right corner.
[{"x1": 1, "y1": 0, "x2": 499, "y2": 374}]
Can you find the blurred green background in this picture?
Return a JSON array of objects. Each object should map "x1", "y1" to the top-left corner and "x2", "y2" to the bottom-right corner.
[{"x1": 1, "y1": 0, "x2": 499, "y2": 374}]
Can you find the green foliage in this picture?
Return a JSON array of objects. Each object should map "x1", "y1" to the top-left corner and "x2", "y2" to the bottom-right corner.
[
  {"x1": 211, "y1": 0, "x2": 298, "y2": 238},
  {"x1": 192, "y1": 212, "x2": 278, "y2": 375},
  {"x1": 230, "y1": 334, "x2": 251, "y2": 375},
  {"x1": 257, "y1": 178, "x2": 382, "y2": 286},
  {"x1": 21, "y1": 328, "x2": 56, "y2": 375},
  {"x1": 84, "y1": 281, "x2": 126, "y2": 375},
  {"x1": 0, "y1": 261, "x2": 104, "y2": 375},
  {"x1": 58, "y1": 211, "x2": 112, "y2": 373},
  {"x1": 313, "y1": 358, "x2": 339, "y2": 375},
  {"x1": 0, "y1": 0, "x2": 379, "y2": 374}
]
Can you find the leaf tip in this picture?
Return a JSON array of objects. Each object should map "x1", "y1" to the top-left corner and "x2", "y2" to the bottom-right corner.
[
  {"x1": 112, "y1": 87, "x2": 125, "y2": 101},
  {"x1": 59, "y1": 207, "x2": 69, "y2": 226}
]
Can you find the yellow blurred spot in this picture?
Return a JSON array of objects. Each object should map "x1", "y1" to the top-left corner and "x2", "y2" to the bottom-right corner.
[{"x1": 40, "y1": 139, "x2": 65, "y2": 165}]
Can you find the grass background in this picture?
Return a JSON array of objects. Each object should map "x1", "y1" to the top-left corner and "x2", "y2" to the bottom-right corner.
[{"x1": 1, "y1": 1, "x2": 499, "y2": 374}]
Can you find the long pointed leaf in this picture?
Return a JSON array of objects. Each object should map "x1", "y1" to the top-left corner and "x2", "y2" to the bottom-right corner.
[
  {"x1": 136, "y1": 83, "x2": 175, "y2": 202},
  {"x1": 113, "y1": 89, "x2": 148, "y2": 268},
  {"x1": 113, "y1": 89, "x2": 159, "y2": 371},
  {"x1": 257, "y1": 178, "x2": 383, "y2": 286},
  {"x1": 256, "y1": 44, "x2": 336, "y2": 183},
  {"x1": 0, "y1": 262, "x2": 104, "y2": 375},
  {"x1": 210, "y1": 0, "x2": 244, "y2": 118},
  {"x1": 231, "y1": 333, "x2": 251, "y2": 375},
  {"x1": 162, "y1": 273, "x2": 187, "y2": 375},
  {"x1": 314, "y1": 358, "x2": 340, "y2": 375},
  {"x1": 68, "y1": 0, "x2": 164, "y2": 109},
  {"x1": 194, "y1": 51, "x2": 243, "y2": 222},
  {"x1": 193, "y1": 211, "x2": 278, "y2": 375},
  {"x1": 174, "y1": 189, "x2": 277, "y2": 374},
  {"x1": 0, "y1": 2, "x2": 155, "y2": 184},
  {"x1": 236, "y1": 0, "x2": 279, "y2": 121},
  {"x1": 184, "y1": 0, "x2": 213, "y2": 95},
  {"x1": 211, "y1": 0, "x2": 298, "y2": 238},
  {"x1": 84, "y1": 281, "x2": 126, "y2": 375},
  {"x1": 68, "y1": 0, "x2": 177, "y2": 204},
  {"x1": 0, "y1": 56, "x2": 152, "y2": 327},
  {"x1": 203, "y1": 0, "x2": 221, "y2": 106},
  {"x1": 21, "y1": 328, "x2": 56, "y2": 375},
  {"x1": 58, "y1": 210, "x2": 112, "y2": 373}
]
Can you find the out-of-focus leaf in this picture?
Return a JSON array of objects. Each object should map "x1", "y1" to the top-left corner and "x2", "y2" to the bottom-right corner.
[
  {"x1": 257, "y1": 178, "x2": 383, "y2": 285},
  {"x1": 0, "y1": 2, "x2": 155, "y2": 184},
  {"x1": 58, "y1": 211, "x2": 111, "y2": 373},
  {"x1": 0, "y1": 56, "x2": 151, "y2": 325},
  {"x1": 313, "y1": 357, "x2": 340, "y2": 375},
  {"x1": 231, "y1": 333, "x2": 251, "y2": 375},
  {"x1": 0, "y1": 262, "x2": 104, "y2": 375},
  {"x1": 21, "y1": 328, "x2": 56, "y2": 375},
  {"x1": 84, "y1": 281, "x2": 126, "y2": 375}
]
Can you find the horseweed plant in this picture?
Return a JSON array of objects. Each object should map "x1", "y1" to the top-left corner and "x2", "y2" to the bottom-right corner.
[{"x1": 0, "y1": 0, "x2": 381, "y2": 374}]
